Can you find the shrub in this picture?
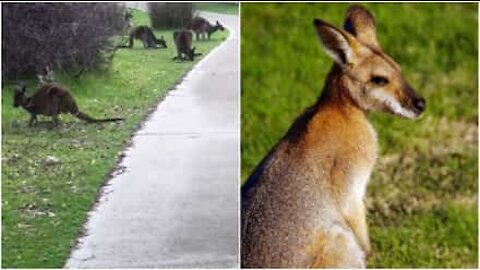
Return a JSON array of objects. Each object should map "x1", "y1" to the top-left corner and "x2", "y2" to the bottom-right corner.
[
  {"x1": 148, "y1": 3, "x2": 193, "y2": 30},
  {"x1": 2, "y1": 3, "x2": 126, "y2": 80}
]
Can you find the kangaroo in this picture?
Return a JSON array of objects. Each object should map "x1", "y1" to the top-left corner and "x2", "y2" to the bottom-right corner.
[
  {"x1": 118, "y1": 25, "x2": 167, "y2": 49},
  {"x1": 172, "y1": 30, "x2": 201, "y2": 61},
  {"x1": 189, "y1": 16, "x2": 225, "y2": 40},
  {"x1": 13, "y1": 83, "x2": 124, "y2": 126},
  {"x1": 241, "y1": 5, "x2": 425, "y2": 268}
]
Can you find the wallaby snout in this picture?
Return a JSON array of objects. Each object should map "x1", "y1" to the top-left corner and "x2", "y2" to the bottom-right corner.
[{"x1": 403, "y1": 83, "x2": 426, "y2": 117}]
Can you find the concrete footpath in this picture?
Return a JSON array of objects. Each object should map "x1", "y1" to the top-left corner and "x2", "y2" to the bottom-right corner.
[{"x1": 66, "y1": 12, "x2": 239, "y2": 268}]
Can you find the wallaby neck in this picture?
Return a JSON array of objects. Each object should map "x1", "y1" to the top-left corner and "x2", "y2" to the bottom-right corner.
[
  {"x1": 293, "y1": 64, "x2": 374, "y2": 145},
  {"x1": 317, "y1": 64, "x2": 364, "y2": 114}
]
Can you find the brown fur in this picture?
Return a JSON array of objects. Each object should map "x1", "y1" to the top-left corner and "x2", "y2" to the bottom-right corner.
[
  {"x1": 118, "y1": 25, "x2": 167, "y2": 49},
  {"x1": 172, "y1": 30, "x2": 201, "y2": 61},
  {"x1": 188, "y1": 16, "x2": 225, "y2": 40},
  {"x1": 13, "y1": 83, "x2": 123, "y2": 126},
  {"x1": 241, "y1": 5, "x2": 425, "y2": 268}
]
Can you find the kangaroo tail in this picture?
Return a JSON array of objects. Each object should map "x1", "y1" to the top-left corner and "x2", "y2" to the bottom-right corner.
[
  {"x1": 194, "y1": 52, "x2": 203, "y2": 56},
  {"x1": 74, "y1": 111, "x2": 124, "y2": 123}
]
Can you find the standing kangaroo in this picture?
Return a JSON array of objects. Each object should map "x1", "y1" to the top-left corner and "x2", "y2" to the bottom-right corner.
[
  {"x1": 172, "y1": 30, "x2": 201, "y2": 61},
  {"x1": 189, "y1": 16, "x2": 225, "y2": 40},
  {"x1": 241, "y1": 5, "x2": 426, "y2": 268},
  {"x1": 118, "y1": 25, "x2": 167, "y2": 49},
  {"x1": 14, "y1": 83, "x2": 124, "y2": 126}
]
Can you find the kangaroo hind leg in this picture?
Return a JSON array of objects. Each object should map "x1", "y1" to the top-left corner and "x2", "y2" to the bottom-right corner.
[
  {"x1": 50, "y1": 96, "x2": 61, "y2": 127},
  {"x1": 29, "y1": 114, "x2": 38, "y2": 127}
]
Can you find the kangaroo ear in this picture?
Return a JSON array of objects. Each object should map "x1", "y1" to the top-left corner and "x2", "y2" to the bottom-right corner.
[
  {"x1": 343, "y1": 5, "x2": 379, "y2": 48},
  {"x1": 314, "y1": 19, "x2": 361, "y2": 67},
  {"x1": 16, "y1": 84, "x2": 26, "y2": 93}
]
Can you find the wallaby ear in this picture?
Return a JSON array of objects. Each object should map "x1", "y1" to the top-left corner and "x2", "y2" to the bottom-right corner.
[
  {"x1": 313, "y1": 19, "x2": 360, "y2": 67},
  {"x1": 343, "y1": 5, "x2": 379, "y2": 48}
]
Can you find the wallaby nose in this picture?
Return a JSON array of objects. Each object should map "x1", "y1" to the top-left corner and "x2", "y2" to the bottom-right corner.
[{"x1": 413, "y1": 98, "x2": 426, "y2": 113}]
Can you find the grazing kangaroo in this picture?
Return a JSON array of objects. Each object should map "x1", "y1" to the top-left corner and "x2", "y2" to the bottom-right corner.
[
  {"x1": 189, "y1": 16, "x2": 225, "y2": 40},
  {"x1": 13, "y1": 83, "x2": 124, "y2": 126},
  {"x1": 172, "y1": 30, "x2": 201, "y2": 61},
  {"x1": 118, "y1": 25, "x2": 167, "y2": 49},
  {"x1": 241, "y1": 5, "x2": 425, "y2": 268}
]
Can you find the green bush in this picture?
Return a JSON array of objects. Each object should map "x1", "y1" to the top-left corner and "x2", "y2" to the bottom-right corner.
[{"x1": 148, "y1": 3, "x2": 193, "y2": 30}]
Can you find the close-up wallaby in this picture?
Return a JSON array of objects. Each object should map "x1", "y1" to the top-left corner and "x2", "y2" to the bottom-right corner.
[
  {"x1": 242, "y1": 5, "x2": 425, "y2": 268},
  {"x1": 189, "y1": 16, "x2": 225, "y2": 40},
  {"x1": 118, "y1": 25, "x2": 167, "y2": 49},
  {"x1": 13, "y1": 83, "x2": 124, "y2": 126},
  {"x1": 172, "y1": 30, "x2": 201, "y2": 61}
]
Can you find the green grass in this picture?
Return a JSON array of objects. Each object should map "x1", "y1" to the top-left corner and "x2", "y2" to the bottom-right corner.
[
  {"x1": 1, "y1": 9, "x2": 229, "y2": 268},
  {"x1": 195, "y1": 2, "x2": 239, "y2": 15},
  {"x1": 241, "y1": 3, "x2": 477, "y2": 268}
]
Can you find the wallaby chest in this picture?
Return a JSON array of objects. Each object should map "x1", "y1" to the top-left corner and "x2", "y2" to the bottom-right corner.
[{"x1": 242, "y1": 106, "x2": 378, "y2": 267}]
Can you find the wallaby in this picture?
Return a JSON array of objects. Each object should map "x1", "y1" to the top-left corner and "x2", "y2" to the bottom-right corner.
[
  {"x1": 13, "y1": 83, "x2": 124, "y2": 126},
  {"x1": 189, "y1": 16, "x2": 225, "y2": 40},
  {"x1": 118, "y1": 25, "x2": 167, "y2": 49},
  {"x1": 241, "y1": 5, "x2": 425, "y2": 268},
  {"x1": 172, "y1": 30, "x2": 201, "y2": 61}
]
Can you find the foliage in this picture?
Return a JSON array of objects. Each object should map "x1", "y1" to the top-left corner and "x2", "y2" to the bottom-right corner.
[
  {"x1": 148, "y1": 3, "x2": 193, "y2": 30},
  {"x1": 195, "y1": 3, "x2": 239, "y2": 15},
  {"x1": 2, "y1": 3, "x2": 126, "y2": 80}
]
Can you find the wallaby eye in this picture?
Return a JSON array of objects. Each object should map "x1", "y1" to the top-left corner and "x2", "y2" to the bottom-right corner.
[{"x1": 370, "y1": 76, "x2": 389, "y2": 86}]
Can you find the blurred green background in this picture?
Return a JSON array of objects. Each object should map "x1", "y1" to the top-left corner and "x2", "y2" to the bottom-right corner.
[{"x1": 241, "y1": 3, "x2": 478, "y2": 268}]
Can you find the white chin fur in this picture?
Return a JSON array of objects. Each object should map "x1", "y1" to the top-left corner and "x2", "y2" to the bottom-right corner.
[{"x1": 370, "y1": 90, "x2": 418, "y2": 119}]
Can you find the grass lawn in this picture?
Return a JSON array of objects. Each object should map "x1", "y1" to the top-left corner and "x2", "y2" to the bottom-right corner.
[
  {"x1": 1, "y1": 8, "x2": 229, "y2": 268},
  {"x1": 241, "y1": 3, "x2": 477, "y2": 268},
  {"x1": 195, "y1": 2, "x2": 239, "y2": 15}
]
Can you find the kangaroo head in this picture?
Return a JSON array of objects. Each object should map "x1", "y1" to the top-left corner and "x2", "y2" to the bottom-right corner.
[
  {"x1": 314, "y1": 5, "x2": 425, "y2": 119},
  {"x1": 156, "y1": 35, "x2": 167, "y2": 48},
  {"x1": 13, "y1": 84, "x2": 27, "y2": 108},
  {"x1": 216, "y1": 20, "x2": 225, "y2": 31}
]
